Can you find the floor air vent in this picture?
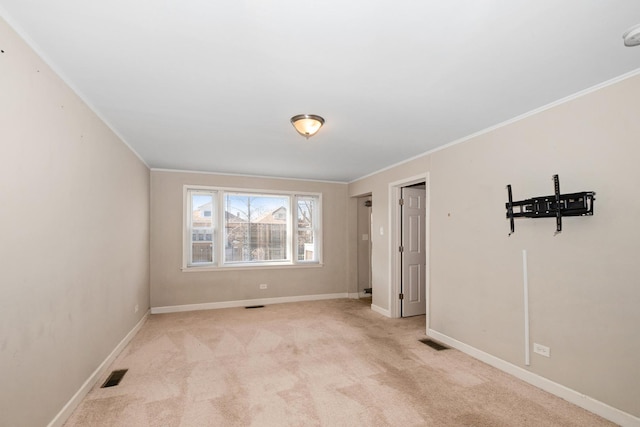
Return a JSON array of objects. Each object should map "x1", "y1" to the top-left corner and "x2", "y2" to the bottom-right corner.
[
  {"x1": 419, "y1": 339, "x2": 449, "y2": 351},
  {"x1": 245, "y1": 305, "x2": 265, "y2": 309},
  {"x1": 101, "y1": 369, "x2": 128, "y2": 388}
]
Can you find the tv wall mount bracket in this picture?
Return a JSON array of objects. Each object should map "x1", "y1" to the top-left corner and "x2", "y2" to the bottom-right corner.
[{"x1": 505, "y1": 174, "x2": 595, "y2": 236}]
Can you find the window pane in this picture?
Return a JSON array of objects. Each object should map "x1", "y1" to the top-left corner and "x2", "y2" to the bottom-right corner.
[
  {"x1": 297, "y1": 196, "x2": 317, "y2": 261},
  {"x1": 224, "y1": 193, "x2": 289, "y2": 263},
  {"x1": 191, "y1": 192, "x2": 214, "y2": 264}
]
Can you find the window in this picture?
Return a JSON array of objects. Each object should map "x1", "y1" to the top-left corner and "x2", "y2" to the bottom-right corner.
[
  {"x1": 224, "y1": 193, "x2": 289, "y2": 263},
  {"x1": 296, "y1": 196, "x2": 319, "y2": 262},
  {"x1": 187, "y1": 190, "x2": 216, "y2": 265},
  {"x1": 184, "y1": 186, "x2": 321, "y2": 269}
]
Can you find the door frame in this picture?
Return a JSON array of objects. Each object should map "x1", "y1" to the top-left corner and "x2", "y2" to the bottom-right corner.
[
  {"x1": 356, "y1": 194, "x2": 373, "y2": 298},
  {"x1": 388, "y1": 173, "x2": 430, "y2": 328}
]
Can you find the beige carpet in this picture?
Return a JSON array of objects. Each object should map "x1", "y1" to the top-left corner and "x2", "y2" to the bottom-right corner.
[{"x1": 64, "y1": 298, "x2": 614, "y2": 426}]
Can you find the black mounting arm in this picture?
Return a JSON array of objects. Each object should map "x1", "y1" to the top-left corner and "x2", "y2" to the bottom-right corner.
[{"x1": 505, "y1": 175, "x2": 595, "y2": 235}]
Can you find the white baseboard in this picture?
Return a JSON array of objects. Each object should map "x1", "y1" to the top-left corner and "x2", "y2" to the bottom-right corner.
[
  {"x1": 349, "y1": 291, "x2": 371, "y2": 299},
  {"x1": 48, "y1": 311, "x2": 150, "y2": 427},
  {"x1": 151, "y1": 293, "x2": 349, "y2": 314},
  {"x1": 371, "y1": 303, "x2": 391, "y2": 318},
  {"x1": 427, "y1": 329, "x2": 640, "y2": 427}
]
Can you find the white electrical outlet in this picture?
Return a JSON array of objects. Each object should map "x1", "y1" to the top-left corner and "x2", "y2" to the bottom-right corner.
[
  {"x1": 533, "y1": 343, "x2": 550, "y2": 357},
  {"x1": 134, "y1": 304, "x2": 139, "y2": 313},
  {"x1": 259, "y1": 283, "x2": 268, "y2": 290}
]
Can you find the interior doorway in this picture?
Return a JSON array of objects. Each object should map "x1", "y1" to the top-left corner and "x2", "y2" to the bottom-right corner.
[
  {"x1": 389, "y1": 173, "x2": 429, "y2": 322},
  {"x1": 400, "y1": 183, "x2": 426, "y2": 317},
  {"x1": 356, "y1": 195, "x2": 372, "y2": 297}
]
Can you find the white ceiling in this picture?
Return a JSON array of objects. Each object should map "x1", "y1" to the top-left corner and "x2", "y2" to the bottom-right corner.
[{"x1": 2, "y1": 1, "x2": 640, "y2": 182}]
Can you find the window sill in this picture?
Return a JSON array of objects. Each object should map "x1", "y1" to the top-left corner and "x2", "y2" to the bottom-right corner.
[{"x1": 181, "y1": 262, "x2": 324, "y2": 273}]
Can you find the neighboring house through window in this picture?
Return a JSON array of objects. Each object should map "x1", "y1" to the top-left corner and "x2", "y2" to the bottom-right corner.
[{"x1": 184, "y1": 186, "x2": 322, "y2": 269}]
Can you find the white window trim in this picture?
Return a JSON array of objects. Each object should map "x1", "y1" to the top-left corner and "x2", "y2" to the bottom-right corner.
[{"x1": 182, "y1": 185, "x2": 323, "y2": 271}]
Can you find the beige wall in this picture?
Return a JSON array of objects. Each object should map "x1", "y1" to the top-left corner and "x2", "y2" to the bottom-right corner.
[
  {"x1": 349, "y1": 74, "x2": 640, "y2": 417},
  {"x1": 0, "y1": 18, "x2": 150, "y2": 426},
  {"x1": 150, "y1": 171, "x2": 348, "y2": 308}
]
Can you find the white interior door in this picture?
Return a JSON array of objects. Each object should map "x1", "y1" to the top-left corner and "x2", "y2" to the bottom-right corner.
[{"x1": 401, "y1": 186, "x2": 426, "y2": 317}]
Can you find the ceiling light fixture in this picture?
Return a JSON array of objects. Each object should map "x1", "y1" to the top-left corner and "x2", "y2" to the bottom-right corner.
[
  {"x1": 291, "y1": 114, "x2": 325, "y2": 139},
  {"x1": 623, "y1": 23, "x2": 640, "y2": 46}
]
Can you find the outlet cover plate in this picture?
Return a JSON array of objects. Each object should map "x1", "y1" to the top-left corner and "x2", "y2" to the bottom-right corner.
[{"x1": 533, "y1": 343, "x2": 550, "y2": 357}]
